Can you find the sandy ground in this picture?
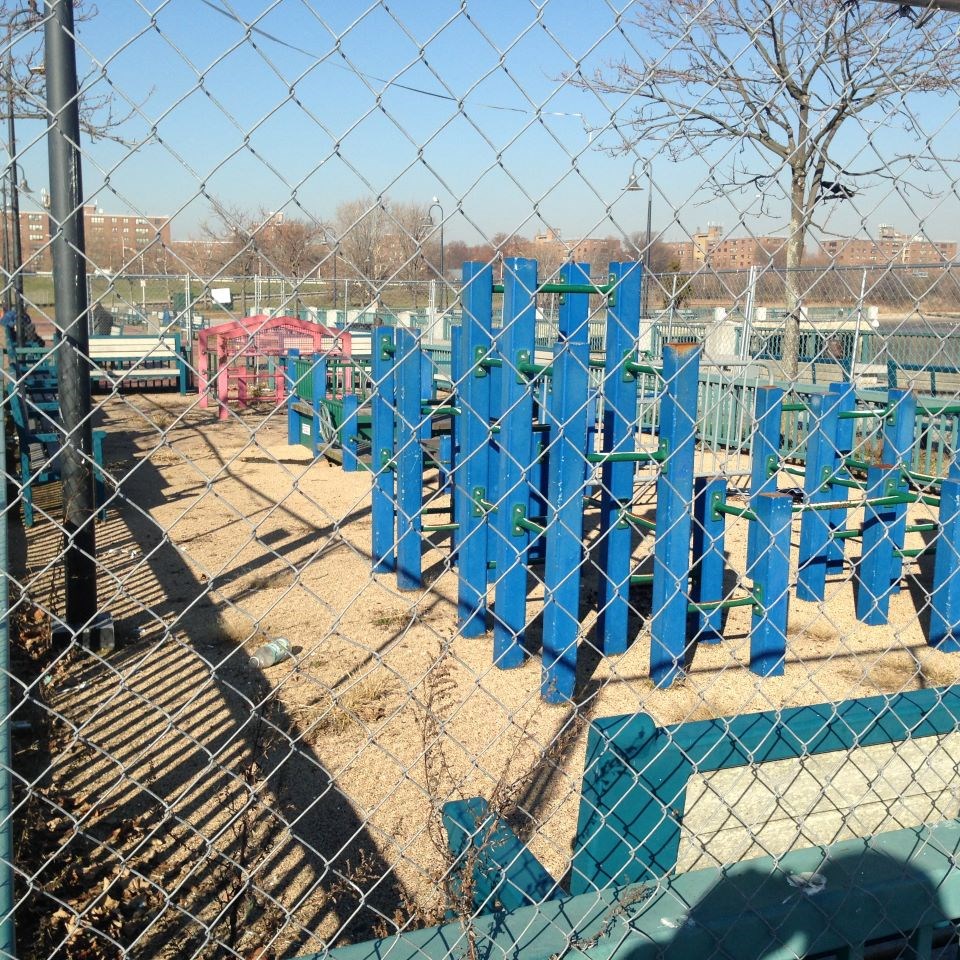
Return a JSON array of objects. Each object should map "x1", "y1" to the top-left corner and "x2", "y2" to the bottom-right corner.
[{"x1": 12, "y1": 388, "x2": 960, "y2": 959}]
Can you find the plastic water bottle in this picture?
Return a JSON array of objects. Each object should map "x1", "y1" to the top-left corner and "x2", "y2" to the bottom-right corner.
[{"x1": 250, "y1": 637, "x2": 292, "y2": 669}]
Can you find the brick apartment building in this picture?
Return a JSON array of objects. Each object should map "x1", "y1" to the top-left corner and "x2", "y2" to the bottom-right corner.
[
  {"x1": 667, "y1": 224, "x2": 786, "y2": 271},
  {"x1": 819, "y1": 224, "x2": 957, "y2": 266},
  {"x1": 10, "y1": 204, "x2": 172, "y2": 273}
]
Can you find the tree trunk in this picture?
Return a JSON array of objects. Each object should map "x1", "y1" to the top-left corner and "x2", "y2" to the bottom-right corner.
[{"x1": 783, "y1": 166, "x2": 807, "y2": 381}]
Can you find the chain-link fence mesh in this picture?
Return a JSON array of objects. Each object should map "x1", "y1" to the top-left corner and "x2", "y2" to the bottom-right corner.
[{"x1": 4, "y1": 1, "x2": 960, "y2": 958}]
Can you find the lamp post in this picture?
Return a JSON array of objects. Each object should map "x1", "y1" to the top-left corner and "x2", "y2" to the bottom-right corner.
[
  {"x1": 428, "y1": 196, "x2": 444, "y2": 311},
  {"x1": 626, "y1": 162, "x2": 653, "y2": 318}
]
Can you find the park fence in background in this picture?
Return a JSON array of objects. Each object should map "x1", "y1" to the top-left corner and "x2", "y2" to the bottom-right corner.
[{"x1": 3, "y1": 3, "x2": 960, "y2": 960}]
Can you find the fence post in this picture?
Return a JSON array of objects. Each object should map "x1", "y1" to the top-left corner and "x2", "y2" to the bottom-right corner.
[
  {"x1": 691, "y1": 476, "x2": 726, "y2": 642},
  {"x1": 856, "y1": 464, "x2": 899, "y2": 625},
  {"x1": 797, "y1": 392, "x2": 841, "y2": 602},
  {"x1": 45, "y1": 0, "x2": 99, "y2": 645},
  {"x1": 747, "y1": 385, "x2": 784, "y2": 562},
  {"x1": 930, "y1": 477, "x2": 960, "y2": 652},
  {"x1": 285, "y1": 349, "x2": 300, "y2": 445},
  {"x1": 541, "y1": 261, "x2": 591, "y2": 703},
  {"x1": 882, "y1": 388, "x2": 917, "y2": 595},
  {"x1": 650, "y1": 341, "x2": 700, "y2": 686},
  {"x1": 395, "y1": 326, "x2": 423, "y2": 591},
  {"x1": 492, "y1": 258, "x2": 537, "y2": 669},
  {"x1": 596, "y1": 261, "x2": 643, "y2": 656},
  {"x1": 827, "y1": 381, "x2": 856, "y2": 574},
  {"x1": 455, "y1": 263, "x2": 493, "y2": 636},
  {"x1": 371, "y1": 329, "x2": 396, "y2": 574},
  {"x1": 749, "y1": 492, "x2": 792, "y2": 677}
]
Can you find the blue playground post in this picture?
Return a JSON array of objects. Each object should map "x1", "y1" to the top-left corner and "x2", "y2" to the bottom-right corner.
[
  {"x1": 856, "y1": 464, "x2": 900, "y2": 625},
  {"x1": 882, "y1": 388, "x2": 917, "y2": 594},
  {"x1": 797, "y1": 392, "x2": 841, "y2": 602},
  {"x1": 827, "y1": 381, "x2": 856, "y2": 573},
  {"x1": 395, "y1": 325, "x2": 424, "y2": 591},
  {"x1": 285, "y1": 349, "x2": 300, "y2": 445},
  {"x1": 455, "y1": 263, "x2": 494, "y2": 636},
  {"x1": 310, "y1": 352, "x2": 327, "y2": 455},
  {"x1": 371, "y1": 328, "x2": 396, "y2": 574},
  {"x1": 930, "y1": 477, "x2": 960, "y2": 652},
  {"x1": 749, "y1": 492, "x2": 793, "y2": 676},
  {"x1": 449, "y1": 326, "x2": 462, "y2": 559},
  {"x1": 541, "y1": 261, "x2": 592, "y2": 703},
  {"x1": 650, "y1": 341, "x2": 701, "y2": 687},
  {"x1": 691, "y1": 476, "x2": 726, "y2": 643},
  {"x1": 340, "y1": 393, "x2": 360, "y2": 472},
  {"x1": 492, "y1": 258, "x2": 538, "y2": 668},
  {"x1": 596, "y1": 261, "x2": 643, "y2": 656},
  {"x1": 747, "y1": 385, "x2": 784, "y2": 563}
]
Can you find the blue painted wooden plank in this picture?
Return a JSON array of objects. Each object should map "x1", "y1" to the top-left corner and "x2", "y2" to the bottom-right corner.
[
  {"x1": 749, "y1": 492, "x2": 792, "y2": 677},
  {"x1": 797, "y1": 392, "x2": 841, "y2": 602},
  {"x1": 310, "y1": 353, "x2": 327, "y2": 456},
  {"x1": 371, "y1": 329, "x2": 396, "y2": 574},
  {"x1": 441, "y1": 798, "x2": 559, "y2": 915},
  {"x1": 340, "y1": 393, "x2": 360, "y2": 472},
  {"x1": 448, "y1": 325, "x2": 462, "y2": 560},
  {"x1": 690, "y1": 476, "x2": 725, "y2": 643},
  {"x1": 395, "y1": 326, "x2": 423, "y2": 591},
  {"x1": 455, "y1": 264, "x2": 494, "y2": 636},
  {"x1": 541, "y1": 261, "x2": 591, "y2": 703},
  {"x1": 827, "y1": 381, "x2": 856, "y2": 573},
  {"x1": 856, "y1": 464, "x2": 899, "y2": 626},
  {"x1": 492, "y1": 258, "x2": 538, "y2": 668},
  {"x1": 883, "y1": 388, "x2": 917, "y2": 595},
  {"x1": 596, "y1": 261, "x2": 643, "y2": 657},
  {"x1": 650, "y1": 341, "x2": 700, "y2": 686},
  {"x1": 285, "y1": 349, "x2": 300, "y2": 446},
  {"x1": 930, "y1": 477, "x2": 960, "y2": 652},
  {"x1": 747, "y1": 386, "x2": 784, "y2": 564}
]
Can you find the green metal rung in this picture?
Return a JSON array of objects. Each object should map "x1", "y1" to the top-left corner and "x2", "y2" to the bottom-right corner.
[
  {"x1": 422, "y1": 505, "x2": 453, "y2": 515},
  {"x1": 586, "y1": 449, "x2": 664, "y2": 464},
  {"x1": 793, "y1": 492, "x2": 916, "y2": 513},
  {"x1": 517, "y1": 361, "x2": 553, "y2": 378},
  {"x1": 688, "y1": 594, "x2": 757, "y2": 613},
  {"x1": 629, "y1": 573, "x2": 654, "y2": 585},
  {"x1": 422, "y1": 405, "x2": 461, "y2": 416},
  {"x1": 838, "y1": 409, "x2": 886, "y2": 421},
  {"x1": 906, "y1": 522, "x2": 937, "y2": 533},
  {"x1": 623, "y1": 513, "x2": 656, "y2": 531},
  {"x1": 713, "y1": 501, "x2": 759, "y2": 523},
  {"x1": 624, "y1": 360, "x2": 663, "y2": 378},
  {"x1": 490, "y1": 281, "x2": 613, "y2": 295},
  {"x1": 845, "y1": 456, "x2": 874, "y2": 472},
  {"x1": 422, "y1": 523, "x2": 460, "y2": 532},
  {"x1": 894, "y1": 546, "x2": 929, "y2": 559},
  {"x1": 828, "y1": 475, "x2": 867, "y2": 490},
  {"x1": 831, "y1": 529, "x2": 861, "y2": 540},
  {"x1": 781, "y1": 402, "x2": 807, "y2": 412}
]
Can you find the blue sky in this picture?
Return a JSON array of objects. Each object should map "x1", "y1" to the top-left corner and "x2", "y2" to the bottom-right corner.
[{"x1": 12, "y1": 0, "x2": 960, "y2": 249}]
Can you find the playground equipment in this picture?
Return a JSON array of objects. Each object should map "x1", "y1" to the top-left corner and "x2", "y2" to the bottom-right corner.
[
  {"x1": 319, "y1": 687, "x2": 960, "y2": 960},
  {"x1": 197, "y1": 314, "x2": 351, "y2": 419},
  {"x1": 288, "y1": 258, "x2": 960, "y2": 701}
]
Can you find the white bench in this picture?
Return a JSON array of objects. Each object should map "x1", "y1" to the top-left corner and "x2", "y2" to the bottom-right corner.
[{"x1": 88, "y1": 334, "x2": 187, "y2": 393}]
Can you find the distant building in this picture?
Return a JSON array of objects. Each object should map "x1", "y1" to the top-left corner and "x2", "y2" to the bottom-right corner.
[
  {"x1": 7, "y1": 204, "x2": 172, "y2": 272},
  {"x1": 667, "y1": 225, "x2": 785, "y2": 271},
  {"x1": 820, "y1": 224, "x2": 956, "y2": 266}
]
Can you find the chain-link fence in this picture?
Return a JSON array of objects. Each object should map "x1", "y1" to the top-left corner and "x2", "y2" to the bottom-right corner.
[{"x1": 4, "y1": 2, "x2": 960, "y2": 959}]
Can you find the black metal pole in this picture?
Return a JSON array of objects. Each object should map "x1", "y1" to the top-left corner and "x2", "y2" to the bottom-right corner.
[
  {"x1": 6, "y1": 26, "x2": 23, "y2": 346},
  {"x1": 45, "y1": 0, "x2": 97, "y2": 633}
]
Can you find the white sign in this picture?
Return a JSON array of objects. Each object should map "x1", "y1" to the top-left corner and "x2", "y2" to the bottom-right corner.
[{"x1": 211, "y1": 287, "x2": 232, "y2": 305}]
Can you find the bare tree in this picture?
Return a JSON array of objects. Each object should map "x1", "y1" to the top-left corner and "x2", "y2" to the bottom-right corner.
[
  {"x1": 332, "y1": 197, "x2": 395, "y2": 305},
  {"x1": 574, "y1": 0, "x2": 960, "y2": 375}
]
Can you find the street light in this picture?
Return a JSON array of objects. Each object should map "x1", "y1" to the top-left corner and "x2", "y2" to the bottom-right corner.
[
  {"x1": 428, "y1": 196, "x2": 444, "y2": 311},
  {"x1": 626, "y1": 161, "x2": 654, "y2": 318}
]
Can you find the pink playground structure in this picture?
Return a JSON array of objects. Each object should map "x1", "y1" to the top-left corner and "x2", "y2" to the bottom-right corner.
[{"x1": 197, "y1": 314, "x2": 351, "y2": 420}]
